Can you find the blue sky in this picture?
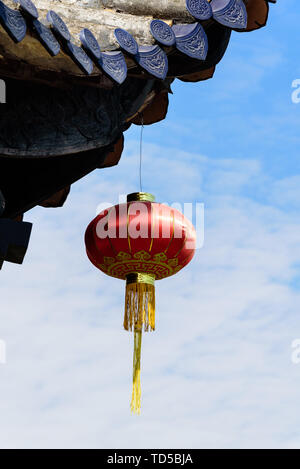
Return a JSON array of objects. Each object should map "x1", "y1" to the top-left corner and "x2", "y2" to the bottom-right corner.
[{"x1": 1, "y1": 0, "x2": 300, "y2": 449}]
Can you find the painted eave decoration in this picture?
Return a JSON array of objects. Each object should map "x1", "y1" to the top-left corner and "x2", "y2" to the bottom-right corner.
[{"x1": 0, "y1": 0, "x2": 276, "y2": 85}]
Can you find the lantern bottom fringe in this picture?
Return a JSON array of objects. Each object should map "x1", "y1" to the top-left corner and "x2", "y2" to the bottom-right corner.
[
  {"x1": 124, "y1": 277, "x2": 155, "y2": 415},
  {"x1": 124, "y1": 281, "x2": 155, "y2": 332},
  {"x1": 131, "y1": 331, "x2": 142, "y2": 415}
]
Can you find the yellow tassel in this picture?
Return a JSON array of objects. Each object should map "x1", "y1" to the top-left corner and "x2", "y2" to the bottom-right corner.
[
  {"x1": 131, "y1": 331, "x2": 142, "y2": 414},
  {"x1": 124, "y1": 275, "x2": 155, "y2": 332},
  {"x1": 124, "y1": 273, "x2": 155, "y2": 415}
]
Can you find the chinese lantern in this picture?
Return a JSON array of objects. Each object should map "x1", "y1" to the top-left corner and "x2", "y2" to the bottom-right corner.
[{"x1": 85, "y1": 192, "x2": 196, "y2": 414}]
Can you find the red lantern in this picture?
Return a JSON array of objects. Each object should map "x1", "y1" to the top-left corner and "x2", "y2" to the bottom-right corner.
[{"x1": 85, "y1": 192, "x2": 196, "y2": 414}]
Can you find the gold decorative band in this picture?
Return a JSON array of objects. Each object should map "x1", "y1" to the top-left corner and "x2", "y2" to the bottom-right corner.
[
  {"x1": 126, "y1": 273, "x2": 155, "y2": 286},
  {"x1": 127, "y1": 192, "x2": 156, "y2": 203}
]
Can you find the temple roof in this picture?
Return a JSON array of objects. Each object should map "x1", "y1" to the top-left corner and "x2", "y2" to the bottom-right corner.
[
  {"x1": 0, "y1": 0, "x2": 275, "y2": 86},
  {"x1": 0, "y1": 0, "x2": 276, "y2": 268}
]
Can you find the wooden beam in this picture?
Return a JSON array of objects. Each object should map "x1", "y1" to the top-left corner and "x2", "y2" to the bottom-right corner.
[{"x1": 0, "y1": 218, "x2": 32, "y2": 269}]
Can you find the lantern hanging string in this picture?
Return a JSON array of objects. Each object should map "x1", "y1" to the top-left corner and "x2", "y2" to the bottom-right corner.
[{"x1": 139, "y1": 113, "x2": 144, "y2": 193}]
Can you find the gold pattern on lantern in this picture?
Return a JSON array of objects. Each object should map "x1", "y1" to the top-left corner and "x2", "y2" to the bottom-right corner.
[
  {"x1": 116, "y1": 251, "x2": 132, "y2": 261},
  {"x1": 133, "y1": 251, "x2": 151, "y2": 261},
  {"x1": 98, "y1": 250, "x2": 187, "y2": 280},
  {"x1": 153, "y1": 252, "x2": 168, "y2": 263},
  {"x1": 168, "y1": 258, "x2": 179, "y2": 268},
  {"x1": 104, "y1": 256, "x2": 115, "y2": 265}
]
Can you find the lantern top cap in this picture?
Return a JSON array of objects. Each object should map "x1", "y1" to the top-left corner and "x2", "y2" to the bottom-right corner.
[{"x1": 127, "y1": 192, "x2": 155, "y2": 203}]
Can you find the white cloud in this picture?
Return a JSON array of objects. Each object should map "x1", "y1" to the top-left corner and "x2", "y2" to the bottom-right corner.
[{"x1": 1, "y1": 138, "x2": 300, "y2": 449}]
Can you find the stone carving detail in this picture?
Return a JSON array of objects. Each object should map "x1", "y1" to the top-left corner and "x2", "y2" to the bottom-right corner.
[
  {"x1": 0, "y1": 1, "x2": 27, "y2": 42},
  {"x1": 80, "y1": 28, "x2": 101, "y2": 59},
  {"x1": 114, "y1": 28, "x2": 138, "y2": 55},
  {"x1": 150, "y1": 19, "x2": 175, "y2": 47},
  {"x1": 136, "y1": 46, "x2": 168, "y2": 80},
  {"x1": 99, "y1": 51, "x2": 128, "y2": 84},
  {"x1": 19, "y1": 0, "x2": 39, "y2": 19},
  {"x1": 0, "y1": 0, "x2": 251, "y2": 82},
  {"x1": 212, "y1": 0, "x2": 247, "y2": 30},
  {"x1": 46, "y1": 10, "x2": 71, "y2": 41},
  {"x1": 186, "y1": 0, "x2": 212, "y2": 21},
  {"x1": 32, "y1": 18, "x2": 60, "y2": 55},
  {"x1": 173, "y1": 23, "x2": 208, "y2": 61},
  {"x1": 67, "y1": 42, "x2": 94, "y2": 74}
]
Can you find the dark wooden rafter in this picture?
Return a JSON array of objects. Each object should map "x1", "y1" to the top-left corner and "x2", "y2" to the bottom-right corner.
[
  {"x1": 0, "y1": 189, "x2": 32, "y2": 269},
  {"x1": 0, "y1": 76, "x2": 160, "y2": 219}
]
